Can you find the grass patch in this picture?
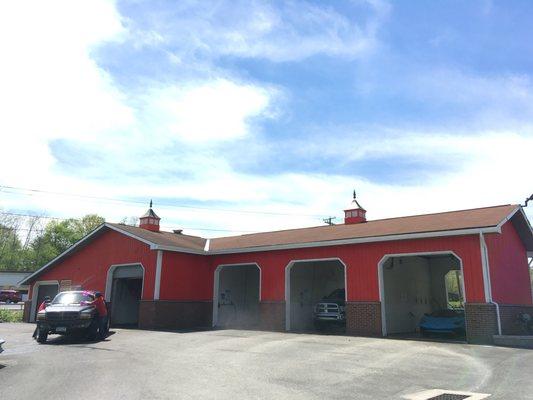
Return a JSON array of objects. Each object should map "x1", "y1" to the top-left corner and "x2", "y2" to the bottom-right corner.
[{"x1": 0, "y1": 309, "x2": 23, "y2": 323}]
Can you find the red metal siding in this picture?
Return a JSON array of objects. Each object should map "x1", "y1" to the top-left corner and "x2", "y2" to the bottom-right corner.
[
  {"x1": 209, "y1": 234, "x2": 486, "y2": 303},
  {"x1": 29, "y1": 229, "x2": 491, "y2": 306},
  {"x1": 485, "y1": 221, "x2": 532, "y2": 305},
  {"x1": 159, "y1": 252, "x2": 211, "y2": 300},
  {"x1": 30, "y1": 230, "x2": 157, "y2": 300}
]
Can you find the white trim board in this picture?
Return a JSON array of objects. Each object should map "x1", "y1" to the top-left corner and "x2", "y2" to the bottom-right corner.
[
  {"x1": 154, "y1": 251, "x2": 163, "y2": 300},
  {"x1": 199, "y1": 227, "x2": 502, "y2": 255}
]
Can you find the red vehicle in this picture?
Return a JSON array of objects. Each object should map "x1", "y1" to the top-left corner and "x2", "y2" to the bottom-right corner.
[{"x1": 0, "y1": 290, "x2": 22, "y2": 304}]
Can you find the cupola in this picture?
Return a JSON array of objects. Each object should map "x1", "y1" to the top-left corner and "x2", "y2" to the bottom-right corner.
[
  {"x1": 139, "y1": 200, "x2": 161, "y2": 232},
  {"x1": 344, "y1": 191, "x2": 366, "y2": 224}
]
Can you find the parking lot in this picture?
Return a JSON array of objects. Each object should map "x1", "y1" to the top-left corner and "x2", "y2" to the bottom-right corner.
[{"x1": 0, "y1": 323, "x2": 532, "y2": 399}]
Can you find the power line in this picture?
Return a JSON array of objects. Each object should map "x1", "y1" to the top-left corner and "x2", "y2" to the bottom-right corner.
[
  {"x1": 322, "y1": 216, "x2": 336, "y2": 225},
  {"x1": 0, "y1": 184, "x2": 326, "y2": 218},
  {"x1": 0, "y1": 211, "x2": 257, "y2": 234},
  {"x1": 0, "y1": 211, "x2": 62, "y2": 220}
]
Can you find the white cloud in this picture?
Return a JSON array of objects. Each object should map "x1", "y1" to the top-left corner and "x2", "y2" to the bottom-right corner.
[
  {"x1": 140, "y1": 0, "x2": 389, "y2": 62},
  {"x1": 141, "y1": 79, "x2": 277, "y2": 143},
  {"x1": 0, "y1": 0, "x2": 134, "y2": 186},
  {"x1": 0, "y1": 0, "x2": 531, "y2": 240}
]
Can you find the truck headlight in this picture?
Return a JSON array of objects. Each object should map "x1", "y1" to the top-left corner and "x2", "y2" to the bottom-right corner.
[
  {"x1": 36, "y1": 311, "x2": 46, "y2": 321},
  {"x1": 79, "y1": 311, "x2": 93, "y2": 319}
]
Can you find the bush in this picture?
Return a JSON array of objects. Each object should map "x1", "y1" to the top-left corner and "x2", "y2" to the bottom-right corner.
[{"x1": 0, "y1": 309, "x2": 23, "y2": 323}]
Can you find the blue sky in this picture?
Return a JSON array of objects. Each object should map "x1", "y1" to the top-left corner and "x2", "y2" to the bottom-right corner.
[{"x1": 0, "y1": 0, "x2": 532, "y2": 235}]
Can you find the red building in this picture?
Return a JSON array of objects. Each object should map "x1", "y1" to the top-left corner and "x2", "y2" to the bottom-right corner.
[{"x1": 22, "y1": 197, "x2": 533, "y2": 344}]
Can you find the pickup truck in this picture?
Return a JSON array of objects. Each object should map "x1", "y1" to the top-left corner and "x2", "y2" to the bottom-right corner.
[
  {"x1": 36, "y1": 291, "x2": 103, "y2": 343},
  {"x1": 0, "y1": 290, "x2": 22, "y2": 304},
  {"x1": 313, "y1": 288, "x2": 346, "y2": 330}
]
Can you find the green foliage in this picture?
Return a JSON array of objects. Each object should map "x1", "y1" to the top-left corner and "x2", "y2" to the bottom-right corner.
[
  {"x1": 0, "y1": 309, "x2": 23, "y2": 323},
  {"x1": 0, "y1": 224, "x2": 24, "y2": 269},
  {"x1": 34, "y1": 214, "x2": 105, "y2": 264},
  {"x1": 0, "y1": 214, "x2": 105, "y2": 272}
]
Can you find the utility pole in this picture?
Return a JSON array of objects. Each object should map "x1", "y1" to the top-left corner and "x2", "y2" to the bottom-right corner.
[{"x1": 323, "y1": 216, "x2": 336, "y2": 226}]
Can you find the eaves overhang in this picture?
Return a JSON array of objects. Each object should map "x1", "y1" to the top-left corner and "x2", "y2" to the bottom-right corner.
[
  {"x1": 152, "y1": 226, "x2": 502, "y2": 255},
  {"x1": 23, "y1": 205, "x2": 532, "y2": 284}
]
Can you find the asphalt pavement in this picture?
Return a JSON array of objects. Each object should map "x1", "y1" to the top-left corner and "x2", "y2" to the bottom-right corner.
[{"x1": 0, "y1": 323, "x2": 532, "y2": 399}]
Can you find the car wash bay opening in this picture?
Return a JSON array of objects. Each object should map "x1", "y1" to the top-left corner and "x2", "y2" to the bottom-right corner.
[
  {"x1": 109, "y1": 264, "x2": 143, "y2": 327},
  {"x1": 213, "y1": 264, "x2": 260, "y2": 329},
  {"x1": 286, "y1": 259, "x2": 346, "y2": 332},
  {"x1": 379, "y1": 253, "x2": 465, "y2": 339}
]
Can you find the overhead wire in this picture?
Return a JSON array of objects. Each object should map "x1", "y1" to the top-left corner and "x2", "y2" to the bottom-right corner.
[
  {"x1": 0, "y1": 211, "x2": 258, "y2": 233},
  {"x1": 0, "y1": 184, "x2": 326, "y2": 218}
]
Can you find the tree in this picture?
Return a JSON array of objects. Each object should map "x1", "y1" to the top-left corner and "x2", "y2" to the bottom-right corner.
[
  {"x1": 0, "y1": 223, "x2": 24, "y2": 270},
  {"x1": 28, "y1": 214, "x2": 105, "y2": 268},
  {"x1": 119, "y1": 216, "x2": 138, "y2": 226},
  {"x1": 0, "y1": 213, "x2": 105, "y2": 271}
]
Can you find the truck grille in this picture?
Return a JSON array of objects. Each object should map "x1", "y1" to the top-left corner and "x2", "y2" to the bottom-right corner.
[
  {"x1": 46, "y1": 311, "x2": 79, "y2": 321},
  {"x1": 316, "y1": 303, "x2": 339, "y2": 313}
]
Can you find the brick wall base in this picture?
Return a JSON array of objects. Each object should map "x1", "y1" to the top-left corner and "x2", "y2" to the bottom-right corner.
[
  {"x1": 258, "y1": 301, "x2": 285, "y2": 331},
  {"x1": 138, "y1": 300, "x2": 212, "y2": 330},
  {"x1": 499, "y1": 304, "x2": 533, "y2": 335},
  {"x1": 346, "y1": 301, "x2": 382, "y2": 337},
  {"x1": 465, "y1": 303, "x2": 498, "y2": 344}
]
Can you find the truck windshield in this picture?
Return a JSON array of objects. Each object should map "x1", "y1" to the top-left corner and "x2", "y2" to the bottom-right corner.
[
  {"x1": 324, "y1": 289, "x2": 345, "y2": 300},
  {"x1": 52, "y1": 292, "x2": 94, "y2": 305}
]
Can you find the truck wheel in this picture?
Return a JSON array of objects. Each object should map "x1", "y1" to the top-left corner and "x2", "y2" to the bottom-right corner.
[{"x1": 37, "y1": 330, "x2": 48, "y2": 344}]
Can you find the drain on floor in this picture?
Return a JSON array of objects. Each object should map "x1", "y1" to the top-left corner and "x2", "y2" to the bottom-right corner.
[{"x1": 402, "y1": 389, "x2": 491, "y2": 400}]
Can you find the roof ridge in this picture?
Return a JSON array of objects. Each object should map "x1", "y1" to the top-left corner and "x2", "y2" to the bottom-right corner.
[
  {"x1": 209, "y1": 204, "x2": 518, "y2": 241},
  {"x1": 363, "y1": 204, "x2": 517, "y2": 224},
  {"x1": 108, "y1": 222, "x2": 206, "y2": 241}
]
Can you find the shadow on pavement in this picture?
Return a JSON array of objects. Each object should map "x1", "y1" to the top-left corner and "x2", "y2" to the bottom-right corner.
[
  {"x1": 42, "y1": 331, "x2": 116, "y2": 346},
  {"x1": 387, "y1": 332, "x2": 466, "y2": 344}
]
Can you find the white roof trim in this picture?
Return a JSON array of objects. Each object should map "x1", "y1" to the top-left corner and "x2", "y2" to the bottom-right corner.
[
  {"x1": 154, "y1": 226, "x2": 501, "y2": 255},
  {"x1": 495, "y1": 205, "x2": 521, "y2": 231},
  {"x1": 149, "y1": 244, "x2": 206, "y2": 255},
  {"x1": 22, "y1": 223, "x2": 209, "y2": 284}
]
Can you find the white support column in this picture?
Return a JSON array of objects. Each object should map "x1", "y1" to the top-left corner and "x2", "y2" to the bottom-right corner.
[
  {"x1": 479, "y1": 232, "x2": 492, "y2": 303},
  {"x1": 154, "y1": 250, "x2": 163, "y2": 300},
  {"x1": 479, "y1": 232, "x2": 502, "y2": 335}
]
